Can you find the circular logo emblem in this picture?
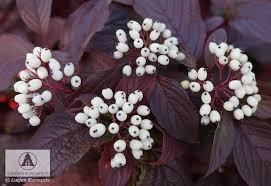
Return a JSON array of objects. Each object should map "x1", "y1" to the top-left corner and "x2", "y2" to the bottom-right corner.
[{"x1": 18, "y1": 152, "x2": 37, "y2": 170}]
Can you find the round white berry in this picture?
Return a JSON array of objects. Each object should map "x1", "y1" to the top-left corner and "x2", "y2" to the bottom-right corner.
[
  {"x1": 201, "y1": 116, "x2": 210, "y2": 125},
  {"x1": 49, "y1": 58, "x2": 61, "y2": 70},
  {"x1": 114, "y1": 91, "x2": 126, "y2": 100},
  {"x1": 149, "y1": 43, "x2": 161, "y2": 53},
  {"x1": 229, "y1": 60, "x2": 241, "y2": 71},
  {"x1": 130, "y1": 139, "x2": 143, "y2": 150},
  {"x1": 218, "y1": 56, "x2": 228, "y2": 65},
  {"x1": 229, "y1": 80, "x2": 242, "y2": 90},
  {"x1": 140, "y1": 119, "x2": 153, "y2": 130},
  {"x1": 162, "y1": 29, "x2": 171, "y2": 38},
  {"x1": 116, "y1": 29, "x2": 127, "y2": 42},
  {"x1": 136, "y1": 66, "x2": 145, "y2": 76},
  {"x1": 102, "y1": 88, "x2": 113, "y2": 100},
  {"x1": 219, "y1": 42, "x2": 228, "y2": 50},
  {"x1": 140, "y1": 47, "x2": 150, "y2": 57},
  {"x1": 243, "y1": 85, "x2": 254, "y2": 95},
  {"x1": 98, "y1": 103, "x2": 109, "y2": 114},
  {"x1": 239, "y1": 54, "x2": 248, "y2": 64},
  {"x1": 91, "y1": 97, "x2": 104, "y2": 107},
  {"x1": 188, "y1": 69, "x2": 198, "y2": 80},
  {"x1": 241, "y1": 74, "x2": 253, "y2": 85},
  {"x1": 208, "y1": 42, "x2": 217, "y2": 54},
  {"x1": 51, "y1": 70, "x2": 63, "y2": 81},
  {"x1": 233, "y1": 109, "x2": 244, "y2": 120},
  {"x1": 157, "y1": 55, "x2": 169, "y2": 65},
  {"x1": 235, "y1": 87, "x2": 246, "y2": 99},
  {"x1": 168, "y1": 37, "x2": 178, "y2": 45},
  {"x1": 229, "y1": 96, "x2": 239, "y2": 108},
  {"x1": 115, "y1": 96, "x2": 127, "y2": 107},
  {"x1": 19, "y1": 70, "x2": 31, "y2": 81},
  {"x1": 108, "y1": 104, "x2": 119, "y2": 114},
  {"x1": 89, "y1": 123, "x2": 106, "y2": 138},
  {"x1": 32, "y1": 95, "x2": 44, "y2": 106},
  {"x1": 199, "y1": 104, "x2": 211, "y2": 116},
  {"x1": 210, "y1": 110, "x2": 221, "y2": 123},
  {"x1": 223, "y1": 101, "x2": 234, "y2": 111},
  {"x1": 29, "y1": 116, "x2": 41, "y2": 126},
  {"x1": 131, "y1": 115, "x2": 142, "y2": 125},
  {"x1": 247, "y1": 96, "x2": 258, "y2": 107},
  {"x1": 83, "y1": 106, "x2": 90, "y2": 114},
  {"x1": 64, "y1": 63, "x2": 75, "y2": 77},
  {"x1": 14, "y1": 94, "x2": 27, "y2": 105},
  {"x1": 114, "y1": 153, "x2": 126, "y2": 167},
  {"x1": 75, "y1": 112, "x2": 88, "y2": 124},
  {"x1": 134, "y1": 90, "x2": 143, "y2": 101},
  {"x1": 253, "y1": 94, "x2": 261, "y2": 102},
  {"x1": 129, "y1": 125, "x2": 140, "y2": 137},
  {"x1": 197, "y1": 67, "x2": 207, "y2": 81},
  {"x1": 148, "y1": 53, "x2": 157, "y2": 62},
  {"x1": 201, "y1": 92, "x2": 211, "y2": 104},
  {"x1": 128, "y1": 92, "x2": 139, "y2": 104},
  {"x1": 133, "y1": 38, "x2": 144, "y2": 48},
  {"x1": 137, "y1": 105, "x2": 150, "y2": 116},
  {"x1": 132, "y1": 150, "x2": 143, "y2": 160},
  {"x1": 176, "y1": 52, "x2": 186, "y2": 61},
  {"x1": 122, "y1": 102, "x2": 134, "y2": 114},
  {"x1": 152, "y1": 22, "x2": 161, "y2": 30},
  {"x1": 14, "y1": 81, "x2": 28, "y2": 94},
  {"x1": 128, "y1": 20, "x2": 141, "y2": 31},
  {"x1": 116, "y1": 110, "x2": 127, "y2": 121},
  {"x1": 145, "y1": 65, "x2": 156, "y2": 74},
  {"x1": 203, "y1": 81, "x2": 214, "y2": 92},
  {"x1": 33, "y1": 46, "x2": 42, "y2": 57},
  {"x1": 108, "y1": 123, "x2": 119, "y2": 134},
  {"x1": 28, "y1": 79, "x2": 42, "y2": 91},
  {"x1": 141, "y1": 139, "x2": 152, "y2": 150},
  {"x1": 139, "y1": 129, "x2": 150, "y2": 140},
  {"x1": 116, "y1": 43, "x2": 129, "y2": 53},
  {"x1": 18, "y1": 103, "x2": 31, "y2": 114},
  {"x1": 168, "y1": 50, "x2": 178, "y2": 59},
  {"x1": 158, "y1": 23, "x2": 166, "y2": 32},
  {"x1": 122, "y1": 65, "x2": 132, "y2": 77},
  {"x1": 241, "y1": 105, "x2": 252, "y2": 117},
  {"x1": 136, "y1": 56, "x2": 146, "y2": 66},
  {"x1": 129, "y1": 30, "x2": 140, "y2": 40},
  {"x1": 85, "y1": 118, "x2": 97, "y2": 127},
  {"x1": 22, "y1": 110, "x2": 34, "y2": 119},
  {"x1": 214, "y1": 47, "x2": 226, "y2": 58},
  {"x1": 142, "y1": 18, "x2": 153, "y2": 31},
  {"x1": 230, "y1": 48, "x2": 241, "y2": 60},
  {"x1": 241, "y1": 62, "x2": 253, "y2": 74},
  {"x1": 110, "y1": 158, "x2": 118, "y2": 168},
  {"x1": 149, "y1": 30, "x2": 160, "y2": 41},
  {"x1": 88, "y1": 106, "x2": 100, "y2": 119},
  {"x1": 26, "y1": 55, "x2": 41, "y2": 69},
  {"x1": 180, "y1": 80, "x2": 190, "y2": 89},
  {"x1": 40, "y1": 48, "x2": 52, "y2": 62},
  {"x1": 114, "y1": 140, "x2": 126, "y2": 152},
  {"x1": 37, "y1": 66, "x2": 48, "y2": 79},
  {"x1": 114, "y1": 51, "x2": 123, "y2": 59},
  {"x1": 189, "y1": 82, "x2": 201, "y2": 92}
]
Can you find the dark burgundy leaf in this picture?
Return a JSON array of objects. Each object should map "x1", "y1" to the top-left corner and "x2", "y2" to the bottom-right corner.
[
  {"x1": 150, "y1": 76, "x2": 199, "y2": 143},
  {"x1": 62, "y1": 0, "x2": 110, "y2": 63},
  {"x1": 16, "y1": 0, "x2": 52, "y2": 34},
  {"x1": 196, "y1": 172, "x2": 223, "y2": 186},
  {"x1": 133, "y1": 0, "x2": 206, "y2": 58},
  {"x1": 206, "y1": 112, "x2": 236, "y2": 176},
  {"x1": 141, "y1": 158, "x2": 192, "y2": 186},
  {"x1": 228, "y1": 1, "x2": 271, "y2": 44},
  {"x1": 99, "y1": 144, "x2": 134, "y2": 186},
  {"x1": 113, "y1": 0, "x2": 133, "y2": 6},
  {"x1": 204, "y1": 28, "x2": 227, "y2": 69},
  {"x1": 151, "y1": 132, "x2": 184, "y2": 166},
  {"x1": 205, "y1": 16, "x2": 224, "y2": 32},
  {"x1": 28, "y1": 105, "x2": 97, "y2": 176},
  {"x1": 52, "y1": 50, "x2": 75, "y2": 65},
  {"x1": 233, "y1": 119, "x2": 271, "y2": 186},
  {"x1": 254, "y1": 96, "x2": 271, "y2": 119},
  {"x1": 46, "y1": 17, "x2": 65, "y2": 48},
  {"x1": 0, "y1": 34, "x2": 33, "y2": 91},
  {"x1": 116, "y1": 73, "x2": 156, "y2": 103}
]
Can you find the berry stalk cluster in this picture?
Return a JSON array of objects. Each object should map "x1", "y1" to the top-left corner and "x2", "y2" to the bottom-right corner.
[{"x1": 75, "y1": 88, "x2": 154, "y2": 168}]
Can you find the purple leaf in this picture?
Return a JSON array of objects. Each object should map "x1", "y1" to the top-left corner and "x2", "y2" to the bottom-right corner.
[
  {"x1": 233, "y1": 119, "x2": 271, "y2": 186},
  {"x1": 254, "y1": 96, "x2": 271, "y2": 119},
  {"x1": 206, "y1": 112, "x2": 236, "y2": 176},
  {"x1": 113, "y1": 0, "x2": 133, "y2": 6},
  {"x1": 151, "y1": 132, "x2": 184, "y2": 166},
  {"x1": 46, "y1": 17, "x2": 65, "y2": 48},
  {"x1": 16, "y1": 0, "x2": 52, "y2": 34},
  {"x1": 99, "y1": 144, "x2": 134, "y2": 186},
  {"x1": 150, "y1": 76, "x2": 199, "y2": 143},
  {"x1": 133, "y1": 0, "x2": 206, "y2": 58},
  {"x1": 62, "y1": 0, "x2": 110, "y2": 63},
  {"x1": 204, "y1": 28, "x2": 227, "y2": 69},
  {"x1": 0, "y1": 34, "x2": 33, "y2": 91},
  {"x1": 28, "y1": 106, "x2": 97, "y2": 176},
  {"x1": 205, "y1": 16, "x2": 224, "y2": 32}
]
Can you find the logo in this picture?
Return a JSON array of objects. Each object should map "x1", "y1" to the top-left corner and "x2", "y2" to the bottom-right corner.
[
  {"x1": 5, "y1": 150, "x2": 50, "y2": 178},
  {"x1": 18, "y1": 152, "x2": 37, "y2": 170}
]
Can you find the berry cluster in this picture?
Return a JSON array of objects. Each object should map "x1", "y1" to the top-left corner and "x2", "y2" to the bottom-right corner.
[
  {"x1": 74, "y1": 88, "x2": 154, "y2": 168},
  {"x1": 13, "y1": 47, "x2": 81, "y2": 126},
  {"x1": 181, "y1": 42, "x2": 261, "y2": 125},
  {"x1": 113, "y1": 18, "x2": 186, "y2": 77}
]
